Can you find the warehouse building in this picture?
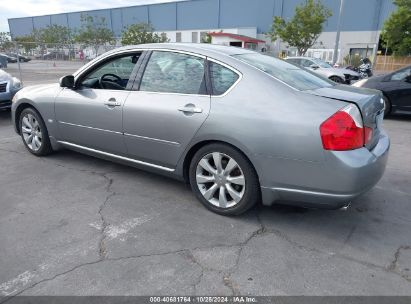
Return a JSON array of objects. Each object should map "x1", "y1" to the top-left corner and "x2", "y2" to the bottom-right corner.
[{"x1": 8, "y1": 0, "x2": 396, "y2": 63}]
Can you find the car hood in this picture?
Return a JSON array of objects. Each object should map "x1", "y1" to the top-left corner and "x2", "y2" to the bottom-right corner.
[
  {"x1": 14, "y1": 83, "x2": 61, "y2": 102},
  {"x1": 0, "y1": 69, "x2": 12, "y2": 82}
]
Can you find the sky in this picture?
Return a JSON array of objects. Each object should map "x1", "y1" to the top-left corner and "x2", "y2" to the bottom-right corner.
[{"x1": 0, "y1": 0, "x2": 185, "y2": 33}]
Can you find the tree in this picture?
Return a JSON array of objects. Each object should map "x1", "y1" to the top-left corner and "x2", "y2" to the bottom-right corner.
[
  {"x1": 0, "y1": 32, "x2": 13, "y2": 51},
  {"x1": 268, "y1": 0, "x2": 332, "y2": 56},
  {"x1": 201, "y1": 33, "x2": 212, "y2": 44},
  {"x1": 39, "y1": 25, "x2": 72, "y2": 46},
  {"x1": 381, "y1": 0, "x2": 411, "y2": 56},
  {"x1": 75, "y1": 14, "x2": 115, "y2": 56},
  {"x1": 14, "y1": 34, "x2": 38, "y2": 53},
  {"x1": 121, "y1": 23, "x2": 169, "y2": 45}
]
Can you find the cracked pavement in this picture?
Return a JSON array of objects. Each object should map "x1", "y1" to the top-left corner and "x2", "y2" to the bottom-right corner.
[{"x1": 0, "y1": 108, "x2": 411, "y2": 298}]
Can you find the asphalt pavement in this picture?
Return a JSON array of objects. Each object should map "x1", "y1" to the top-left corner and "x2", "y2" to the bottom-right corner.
[{"x1": 0, "y1": 61, "x2": 410, "y2": 298}]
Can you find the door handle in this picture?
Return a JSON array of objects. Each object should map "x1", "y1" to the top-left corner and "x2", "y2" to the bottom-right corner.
[
  {"x1": 178, "y1": 104, "x2": 203, "y2": 114},
  {"x1": 104, "y1": 98, "x2": 121, "y2": 107}
]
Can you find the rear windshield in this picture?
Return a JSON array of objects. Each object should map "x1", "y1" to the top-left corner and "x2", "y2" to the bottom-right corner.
[{"x1": 233, "y1": 53, "x2": 334, "y2": 91}]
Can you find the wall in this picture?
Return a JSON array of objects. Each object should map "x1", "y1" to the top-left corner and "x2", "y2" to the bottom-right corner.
[
  {"x1": 154, "y1": 27, "x2": 257, "y2": 43},
  {"x1": 8, "y1": 0, "x2": 396, "y2": 38}
]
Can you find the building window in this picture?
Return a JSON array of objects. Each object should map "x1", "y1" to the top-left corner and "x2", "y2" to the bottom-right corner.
[
  {"x1": 176, "y1": 32, "x2": 182, "y2": 43},
  {"x1": 192, "y1": 32, "x2": 198, "y2": 43}
]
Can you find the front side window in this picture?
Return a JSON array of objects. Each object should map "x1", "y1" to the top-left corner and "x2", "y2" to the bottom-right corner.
[
  {"x1": 140, "y1": 51, "x2": 206, "y2": 95},
  {"x1": 233, "y1": 53, "x2": 333, "y2": 91},
  {"x1": 209, "y1": 61, "x2": 239, "y2": 96},
  {"x1": 80, "y1": 53, "x2": 140, "y2": 90}
]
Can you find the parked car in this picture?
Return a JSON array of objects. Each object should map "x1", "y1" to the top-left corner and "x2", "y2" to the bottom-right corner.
[
  {"x1": 353, "y1": 65, "x2": 411, "y2": 116},
  {"x1": 7, "y1": 53, "x2": 31, "y2": 62},
  {"x1": 0, "y1": 69, "x2": 22, "y2": 110},
  {"x1": 41, "y1": 51, "x2": 68, "y2": 60},
  {"x1": 11, "y1": 44, "x2": 389, "y2": 215},
  {"x1": 0, "y1": 53, "x2": 18, "y2": 63},
  {"x1": 285, "y1": 57, "x2": 361, "y2": 84}
]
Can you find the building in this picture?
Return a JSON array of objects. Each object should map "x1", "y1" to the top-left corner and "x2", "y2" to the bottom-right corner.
[{"x1": 8, "y1": 0, "x2": 396, "y2": 63}]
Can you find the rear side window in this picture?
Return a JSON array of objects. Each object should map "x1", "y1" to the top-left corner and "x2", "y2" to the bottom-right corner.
[
  {"x1": 233, "y1": 53, "x2": 333, "y2": 91},
  {"x1": 209, "y1": 61, "x2": 239, "y2": 96},
  {"x1": 140, "y1": 51, "x2": 206, "y2": 95}
]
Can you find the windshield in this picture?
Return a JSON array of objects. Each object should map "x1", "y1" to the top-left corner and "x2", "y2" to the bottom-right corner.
[
  {"x1": 311, "y1": 58, "x2": 332, "y2": 68},
  {"x1": 233, "y1": 53, "x2": 333, "y2": 91}
]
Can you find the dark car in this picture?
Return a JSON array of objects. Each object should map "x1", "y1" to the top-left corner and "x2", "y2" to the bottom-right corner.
[
  {"x1": 0, "y1": 53, "x2": 18, "y2": 63},
  {"x1": 41, "y1": 51, "x2": 68, "y2": 60},
  {"x1": 353, "y1": 66, "x2": 411, "y2": 116},
  {"x1": 7, "y1": 53, "x2": 31, "y2": 62}
]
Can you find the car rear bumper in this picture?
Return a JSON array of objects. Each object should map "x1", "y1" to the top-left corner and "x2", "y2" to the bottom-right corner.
[{"x1": 259, "y1": 130, "x2": 390, "y2": 209}]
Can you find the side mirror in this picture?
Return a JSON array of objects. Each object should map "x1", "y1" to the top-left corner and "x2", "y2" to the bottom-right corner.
[
  {"x1": 310, "y1": 64, "x2": 320, "y2": 70},
  {"x1": 60, "y1": 75, "x2": 75, "y2": 88},
  {"x1": 405, "y1": 75, "x2": 411, "y2": 83}
]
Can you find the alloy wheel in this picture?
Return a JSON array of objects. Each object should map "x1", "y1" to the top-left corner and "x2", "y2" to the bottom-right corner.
[
  {"x1": 196, "y1": 152, "x2": 245, "y2": 209},
  {"x1": 21, "y1": 113, "x2": 43, "y2": 151}
]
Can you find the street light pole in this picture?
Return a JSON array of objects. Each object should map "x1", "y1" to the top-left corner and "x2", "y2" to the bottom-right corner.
[{"x1": 333, "y1": 0, "x2": 344, "y2": 65}]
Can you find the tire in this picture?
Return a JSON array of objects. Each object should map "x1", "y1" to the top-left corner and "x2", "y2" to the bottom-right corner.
[
  {"x1": 19, "y1": 107, "x2": 53, "y2": 156},
  {"x1": 329, "y1": 76, "x2": 344, "y2": 84},
  {"x1": 383, "y1": 95, "x2": 391, "y2": 117},
  {"x1": 189, "y1": 143, "x2": 260, "y2": 216}
]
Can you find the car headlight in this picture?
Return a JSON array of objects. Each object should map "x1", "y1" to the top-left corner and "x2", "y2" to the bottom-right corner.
[
  {"x1": 12, "y1": 77, "x2": 22, "y2": 90},
  {"x1": 352, "y1": 78, "x2": 368, "y2": 87}
]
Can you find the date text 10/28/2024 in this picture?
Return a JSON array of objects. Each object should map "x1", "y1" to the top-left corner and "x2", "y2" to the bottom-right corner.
[{"x1": 150, "y1": 297, "x2": 257, "y2": 303}]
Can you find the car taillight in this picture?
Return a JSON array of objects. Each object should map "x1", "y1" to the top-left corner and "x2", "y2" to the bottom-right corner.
[{"x1": 320, "y1": 104, "x2": 371, "y2": 151}]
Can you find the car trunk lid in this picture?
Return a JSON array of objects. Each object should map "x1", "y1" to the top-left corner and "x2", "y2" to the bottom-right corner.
[{"x1": 306, "y1": 85, "x2": 385, "y2": 150}]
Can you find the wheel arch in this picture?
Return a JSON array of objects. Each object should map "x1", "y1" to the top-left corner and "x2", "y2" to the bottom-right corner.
[
  {"x1": 181, "y1": 139, "x2": 260, "y2": 185},
  {"x1": 14, "y1": 101, "x2": 40, "y2": 134}
]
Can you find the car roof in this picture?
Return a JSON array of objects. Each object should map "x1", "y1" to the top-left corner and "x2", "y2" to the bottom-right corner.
[
  {"x1": 286, "y1": 57, "x2": 316, "y2": 60},
  {"x1": 106, "y1": 43, "x2": 254, "y2": 59}
]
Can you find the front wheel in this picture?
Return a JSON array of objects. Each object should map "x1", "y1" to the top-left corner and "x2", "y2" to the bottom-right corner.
[
  {"x1": 189, "y1": 143, "x2": 260, "y2": 216},
  {"x1": 19, "y1": 108, "x2": 53, "y2": 156}
]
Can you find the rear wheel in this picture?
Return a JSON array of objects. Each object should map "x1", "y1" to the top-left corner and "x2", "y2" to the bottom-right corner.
[
  {"x1": 19, "y1": 108, "x2": 52, "y2": 156},
  {"x1": 383, "y1": 95, "x2": 391, "y2": 117},
  {"x1": 329, "y1": 76, "x2": 344, "y2": 84},
  {"x1": 189, "y1": 143, "x2": 260, "y2": 216}
]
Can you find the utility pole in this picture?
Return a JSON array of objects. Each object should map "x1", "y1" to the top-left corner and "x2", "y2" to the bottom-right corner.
[{"x1": 333, "y1": 0, "x2": 344, "y2": 65}]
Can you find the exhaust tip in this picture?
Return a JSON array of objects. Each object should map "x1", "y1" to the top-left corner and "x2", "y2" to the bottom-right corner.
[{"x1": 340, "y1": 202, "x2": 352, "y2": 211}]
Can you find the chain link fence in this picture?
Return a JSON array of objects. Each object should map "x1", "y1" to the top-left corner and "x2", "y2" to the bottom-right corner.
[{"x1": 2, "y1": 41, "x2": 122, "y2": 86}]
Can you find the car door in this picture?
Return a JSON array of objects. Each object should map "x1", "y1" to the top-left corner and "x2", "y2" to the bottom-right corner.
[
  {"x1": 384, "y1": 67, "x2": 411, "y2": 112},
  {"x1": 123, "y1": 50, "x2": 211, "y2": 169},
  {"x1": 55, "y1": 52, "x2": 142, "y2": 155}
]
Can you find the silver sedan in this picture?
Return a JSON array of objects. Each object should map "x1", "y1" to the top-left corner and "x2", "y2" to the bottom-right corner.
[
  {"x1": 11, "y1": 43, "x2": 389, "y2": 215},
  {"x1": 285, "y1": 57, "x2": 361, "y2": 84}
]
